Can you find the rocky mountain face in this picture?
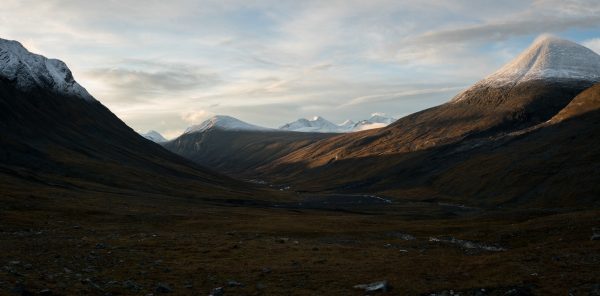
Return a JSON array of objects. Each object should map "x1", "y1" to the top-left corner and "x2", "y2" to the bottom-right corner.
[{"x1": 0, "y1": 38, "x2": 256, "y2": 199}]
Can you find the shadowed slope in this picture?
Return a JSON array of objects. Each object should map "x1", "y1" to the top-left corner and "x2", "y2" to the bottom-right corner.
[
  {"x1": 0, "y1": 39, "x2": 265, "y2": 200},
  {"x1": 163, "y1": 129, "x2": 337, "y2": 177}
]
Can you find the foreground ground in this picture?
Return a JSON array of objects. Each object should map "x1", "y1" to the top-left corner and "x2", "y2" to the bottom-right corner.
[{"x1": 1, "y1": 189, "x2": 599, "y2": 296}]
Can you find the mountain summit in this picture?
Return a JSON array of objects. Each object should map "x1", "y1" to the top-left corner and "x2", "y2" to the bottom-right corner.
[
  {"x1": 486, "y1": 35, "x2": 600, "y2": 85},
  {"x1": 0, "y1": 38, "x2": 94, "y2": 101},
  {"x1": 453, "y1": 35, "x2": 600, "y2": 103}
]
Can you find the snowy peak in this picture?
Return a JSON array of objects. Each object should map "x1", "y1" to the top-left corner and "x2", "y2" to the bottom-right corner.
[
  {"x1": 353, "y1": 113, "x2": 396, "y2": 131},
  {"x1": 279, "y1": 116, "x2": 340, "y2": 133},
  {"x1": 280, "y1": 114, "x2": 396, "y2": 133},
  {"x1": 184, "y1": 115, "x2": 271, "y2": 134},
  {"x1": 141, "y1": 130, "x2": 167, "y2": 143},
  {"x1": 481, "y1": 35, "x2": 600, "y2": 87},
  {"x1": 0, "y1": 38, "x2": 94, "y2": 101}
]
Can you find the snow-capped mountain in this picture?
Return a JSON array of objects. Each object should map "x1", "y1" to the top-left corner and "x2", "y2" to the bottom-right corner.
[
  {"x1": 280, "y1": 115, "x2": 396, "y2": 133},
  {"x1": 453, "y1": 35, "x2": 600, "y2": 102},
  {"x1": 338, "y1": 119, "x2": 356, "y2": 132},
  {"x1": 279, "y1": 116, "x2": 341, "y2": 133},
  {"x1": 353, "y1": 114, "x2": 396, "y2": 131},
  {"x1": 184, "y1": 115, "x2": 272, "y2": 134},
  {"x1": 0, "y1": 38, "x2": 94, "y2": 101},
  {"x1": 141, "y1": 130, "x2": 167, "y2": 143}
]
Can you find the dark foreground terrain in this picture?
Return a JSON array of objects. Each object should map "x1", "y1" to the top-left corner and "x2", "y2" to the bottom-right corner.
[{"x1": 1, "y1": 187, "x2": 599, "y2": 296}]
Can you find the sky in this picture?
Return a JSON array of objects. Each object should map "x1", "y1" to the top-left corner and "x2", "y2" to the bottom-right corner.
[{"x1": 1, "y1": 0, "x2": 600, "y2": 139}]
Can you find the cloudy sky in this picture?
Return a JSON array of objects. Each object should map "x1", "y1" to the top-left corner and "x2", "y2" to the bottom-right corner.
[{"x1": 2, "y1": 0, "x2": 600, "y2": 138}]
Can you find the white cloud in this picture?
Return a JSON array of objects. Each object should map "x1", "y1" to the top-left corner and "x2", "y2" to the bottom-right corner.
[
  {"x1": 583, "y1": 38, "x2": 600, "y2": 54},
  {"x1": 182, "y1": 110, "x2": 213, "y2": 125}
]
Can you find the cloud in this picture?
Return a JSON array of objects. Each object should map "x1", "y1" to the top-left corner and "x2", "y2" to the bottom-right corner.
[
  {"x1": 583, "y1": 38, "x2": 600, "y2": 54},
  {"x1": 342, "y1": 86, "x2": 467, "y2": 107},
  {"x1": 182, "y1": 110, "x2": 213, "y2": 125},
  {"x1": 82, "y1": 60, "x2": 219, "y2": 105},
  {"x1": 2, "y1": 0, "x2": 599, "y2": 136}
]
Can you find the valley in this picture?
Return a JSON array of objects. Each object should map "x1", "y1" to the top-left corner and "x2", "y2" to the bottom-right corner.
[{"x1": 1, "y1": 24, "x2": 599, "y2": 296}]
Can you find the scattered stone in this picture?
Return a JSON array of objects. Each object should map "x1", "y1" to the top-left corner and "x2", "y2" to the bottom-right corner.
[
  {"x1": 592, "y1": 228, "x2": 600, "y2": 241},
  {"x1": 209, "y1": 287, "x2": 224, "y2": 296},
  {"x1": 155, "y1": 282, "x2": 172, "y2": 293},
  {"x1": 277, "y1": 237, "x2": 289, "y2": 243},
  {"x1": 429, "y1": 236, "x2": 505, "y2": 252},
  {"x1": 261, "y1": 267, "x2": 272, "y2": 274},
  {"x1": 95, "y1": 243, "x2": 107, "y2": 249},
  {"x1": 39, "y1": 289, "x2": 53, "y2": 295},
  {"x1": 354, "y1": 280, "x2": 389, "y2": 293},
  {"x1": 227, "y1": 280, "x2": 243, "y2": 287}
]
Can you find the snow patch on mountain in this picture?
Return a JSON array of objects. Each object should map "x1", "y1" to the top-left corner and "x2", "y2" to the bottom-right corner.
[
  {"x1": 141, "y1": 130, "x2": 167, "y2": 143},
  {"x1": 453, "y1": 35, "x2": 600, "y2": 103},
  {"x1": 0, "y1": 38, "x2": 94, "y2": 101},
  {"x1": 279, "y1": 116, "x2": 341, "y2": 133},
  {"x1": 352, "y1": 113, "x2": 396, "y2": 131},
  {"x1": 280, "y1": 114, "x2": 396, "y2": 133},
  {"x1": 184, "y1": 115, "x2": 272, "y2": 134}
]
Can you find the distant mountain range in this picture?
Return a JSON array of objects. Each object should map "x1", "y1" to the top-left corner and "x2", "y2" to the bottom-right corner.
[
  {"x1": 279, "y1": 114, "x2": 396, "y2": 133},
  {"x1": 142, "y1": 113, "x2": 397, "y2": 142}
]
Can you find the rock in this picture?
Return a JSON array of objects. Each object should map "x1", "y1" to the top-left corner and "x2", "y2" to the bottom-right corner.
[
  {"x1": 209, "y1": 287, "x2": 224, "y2": 296},
  {"x1": 592, "y1": 228, "x2": 600, "y2": 240},
  {"x1": 155, "y1": 283, "x2": 172, "y2": 293},
  {"x1": 227, "y1": 280, "x2": 243, "y2": 287},
  {"x1": 261, "y1": 267, "x2": 272, "y2": 274},
  {"x1": 95, "y1": 243, "x2": 108, "y2": 249},
  {"x1": 277, "y1": 237, "x2": 289, "y2": 243},
  {"x1": 353, "y1": 280, "x2": 389, "y2": 293},
  {"x1": 39, "y1": 289, "x2": 53, "y2": 295}
]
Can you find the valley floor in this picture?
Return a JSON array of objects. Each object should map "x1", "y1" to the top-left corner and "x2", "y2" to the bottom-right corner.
[{"x1": 1, "y1": 190, "x2": 599, "y2": 295}]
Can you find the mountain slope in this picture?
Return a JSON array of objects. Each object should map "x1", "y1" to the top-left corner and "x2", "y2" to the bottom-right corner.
[
  {"x1": 257, "y1": 36, "x2": 600, "y2": 207},
  {"x1": 163, "y1": 129, "x2": 336, "y2": 176},
  {"x1": 263, "y1": 36, "x2": 600, "y2": 170},
  {"x1": 0, "y1": 38, "x2": 261, "y2": 199}
]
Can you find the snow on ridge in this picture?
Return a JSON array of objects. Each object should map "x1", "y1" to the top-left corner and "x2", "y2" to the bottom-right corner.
[{"x1": 0, "y1": 38, "x2": 95, "y2": 101}]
